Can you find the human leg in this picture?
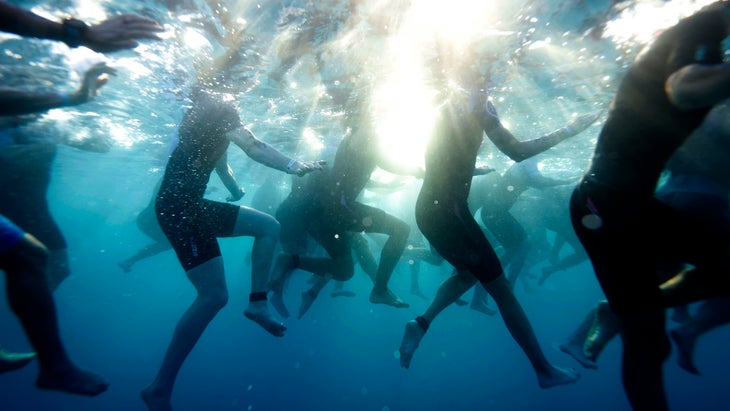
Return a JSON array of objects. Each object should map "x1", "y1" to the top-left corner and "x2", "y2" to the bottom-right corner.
[
  {"x1": 228, "y1": 207, "x2": 286, "y2": 337},
  {"x1": 399, "y1": 270, "x2": 477, "y2": 368},
  {"x1": 559, "y1": 306, "x2": 599, "y2": 369},
  {"x1": 469, "y1": 283, "x2": 496, "y2": 316},
  {"x1": 2, "y1": 233, "x2": 107, "y2": 396},
  {"x1": 483, "y1": 275, "x2": 579, "y2": 388},
  {"x1": 670, "y1": 297, "x2": 730, "y2": 375},
  {"x1": 118, "y1": 242, "x2": 171, "y2": 273},
  {"x1": 358, "y1": 207, "x2": 410, "y2": 307},
  {"x1": 142, "y1": 258, "x2": 229, "y2": 411}
]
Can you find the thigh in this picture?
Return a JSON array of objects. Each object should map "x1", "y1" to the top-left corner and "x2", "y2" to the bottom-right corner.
[{"x1": 229, "y1": 205, "x2": 279, "y2": 238}]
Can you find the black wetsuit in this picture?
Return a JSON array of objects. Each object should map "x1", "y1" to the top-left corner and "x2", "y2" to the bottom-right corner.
[
  {"x1": 570, "y1": 6, "x2": 730, "y2": 314},
  {"x1": 0, "y1": 130, "x2": 65, "y2": 250},
  {"x1": 155, "y1": 90, "x2": 242, "y2": 270},
  {"x1": 416, "y1": 91, "x2": 505, "y2": 282}
]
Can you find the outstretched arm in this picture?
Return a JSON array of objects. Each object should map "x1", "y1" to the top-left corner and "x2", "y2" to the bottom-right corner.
[
  {"x1": 0, "y1": 62, "x2": 116, "y2": 116},
  {"x1": 0, "y1": 1, "x2": 162, "y2": 52},
  {"x1": 226, "y1": 127, "x2": 326, "y2": 176},
  {"x1": 482, "y1": 102, "x2": 602, "y2": 162}
]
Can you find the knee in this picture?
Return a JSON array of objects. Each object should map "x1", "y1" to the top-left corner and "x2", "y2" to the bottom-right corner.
[{"x1": 200, "y1": 288, "x2": 229, "y2": 311}]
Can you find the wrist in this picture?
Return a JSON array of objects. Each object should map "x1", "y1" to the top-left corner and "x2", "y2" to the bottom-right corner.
[
  {"x1": 58, "y1": 91, "x2": 74, "y2": 106},
  {"x1": 61, "y1": 17, "x2": 89, "y2": 48},
  {"x1": 285, "y1": 158, "x2": 297, "y2": 173}
]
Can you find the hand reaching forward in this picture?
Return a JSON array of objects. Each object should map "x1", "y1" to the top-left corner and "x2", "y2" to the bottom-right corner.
[
  {"x1": 84, "y1": 14, "x2": 163, "y2": 53},
  {"x1": 287, "y1": 160, "x2": 327, "y2": 177}
]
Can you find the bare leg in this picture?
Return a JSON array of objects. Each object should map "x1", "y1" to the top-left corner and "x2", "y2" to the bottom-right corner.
[
  {"x1": 559, "y1": 307, "x2": 599, "y2": 369},
  {"x1": 670, "y1": 297, "x2": 730, "y2": 375},
  {"x1": 142, "y1": 258, "x2": 229, "y2": 411},
  {"x1": 299, "y1": 275, "x2": 331, "y2": 319},
  {"x1": 368, "y1": 216, "x2": 410, "y2": 308},
  {"x1": 484, "y1": 275, "x2": 579, "y2": 388},
  {"x1": 399, "y1": 271, "x2": 477, "y2": 368},
  {"x1": 230, "y1": 208, "x2": 287, "y2": 337},
  {"x1": 118, "y1": 242, "x2": 170, "y2": 274},
  {"x1": 584, "y1": 300, "x2": 620, "y2": 362},
  {"x1": 3, "y1": 235, "x2": 107, "y2": 396}
]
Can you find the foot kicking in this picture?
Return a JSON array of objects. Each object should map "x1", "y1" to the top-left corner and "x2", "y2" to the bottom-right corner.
[
  {"x1": 36, "y1": 366, "x2": 109, "y2": 396},
  {"x1": 0, "y1": 347, "x2": 36, "y2": 374},
  {"x1": 244, "y1": 300, "x2": 287, "y2": 337},
  {"x1": 537, "y1": 364, "x2": 581, "y2": 389},
  {"x1": 370, "y1": 288, "x2": 409, "y2": 308},
  {"x1": 399, "y1": 317, "x2": 428, "y2": 369}
]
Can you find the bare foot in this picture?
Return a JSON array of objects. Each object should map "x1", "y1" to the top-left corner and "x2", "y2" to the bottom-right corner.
[
  {"x1": 298, "y1": 289, "x2": 320, "y2": 319},
  {"x1": 399, "y1": 320, "x2": 426, "y2": 369},
  {"x1": 537, "y1": 364, "x2": 580, "y2": 389},
  {"x1": 141, "y1": 385, "x2": 172, "y2": 411},
  {"x1": 0, "y1": 348, "x2": 36, "y2": 374},
  {"x1": 670, "y1": 329, "x2": 699, "y2": 375},
  {"x1": 244, "y1": 302, "x2": 286, "y2": 337},
  {"x1": 559, "y1": 342, "x2": 598, "y2": 370},
  {"x1": 370, "y1": 289, "x2": 409, "y2": 308},
  {"x1": 36, "y1": 366, "x2": 109, "y2": 396}
]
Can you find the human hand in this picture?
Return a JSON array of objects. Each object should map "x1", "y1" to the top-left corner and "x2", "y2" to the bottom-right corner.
[
  {"x1": 226, "y1": 187, "x2": 246, "y2": 202},
  {"x1": 84, "y1": 14, "x2": 163, "y2": 53},
  {"x1": 566, "y1": 109, "x2": 604, "y2": 136},
  {"x1": 288, "y1": 160, "x2": 327, "y2": 177},
  {"x1": 74, "y1": 62, "x2": 117, "y2": 104}
]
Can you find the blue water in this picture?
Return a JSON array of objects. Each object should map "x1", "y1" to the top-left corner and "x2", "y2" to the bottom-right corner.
[{"x1": 2, "y1": 0, "x2": 730, "y2": 410}]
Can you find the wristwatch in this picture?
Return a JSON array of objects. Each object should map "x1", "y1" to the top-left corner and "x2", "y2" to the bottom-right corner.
[{"x1": 61, "y1": 17, "x2": 89, "y2": 48}]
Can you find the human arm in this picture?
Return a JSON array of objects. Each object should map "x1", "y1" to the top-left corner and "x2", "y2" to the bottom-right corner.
[
  {"x1": 473, "y1": 164, "x2": 496, "y2": 176},
  {"x1": 0, "y1": 1, "x2": 162, "y2": 52},
  {"x1": 214, "y1": 152, "x2": 246, "y2": 202},
  {"x1": 666, "y1": 62, "x2": 730, "y2": 110},
  {"x1": 0, "y1": 62, "x2": 116, "y2": 116},
  {"x1": 226, "y1": 127, "x2": 326, "y2": 176},
  {"x1": 483, "y1": 107, "x2": 602, "y2": 162}
]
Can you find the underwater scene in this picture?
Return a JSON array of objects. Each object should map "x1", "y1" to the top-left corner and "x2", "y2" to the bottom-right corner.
[{"x1": 1, "y1": 0, "x2": 729, "y2": 410}]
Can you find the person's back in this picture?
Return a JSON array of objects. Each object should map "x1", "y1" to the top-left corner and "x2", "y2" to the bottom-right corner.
[{"x1": 569, "y1": 4, "x2": 730, "y2": 410}]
